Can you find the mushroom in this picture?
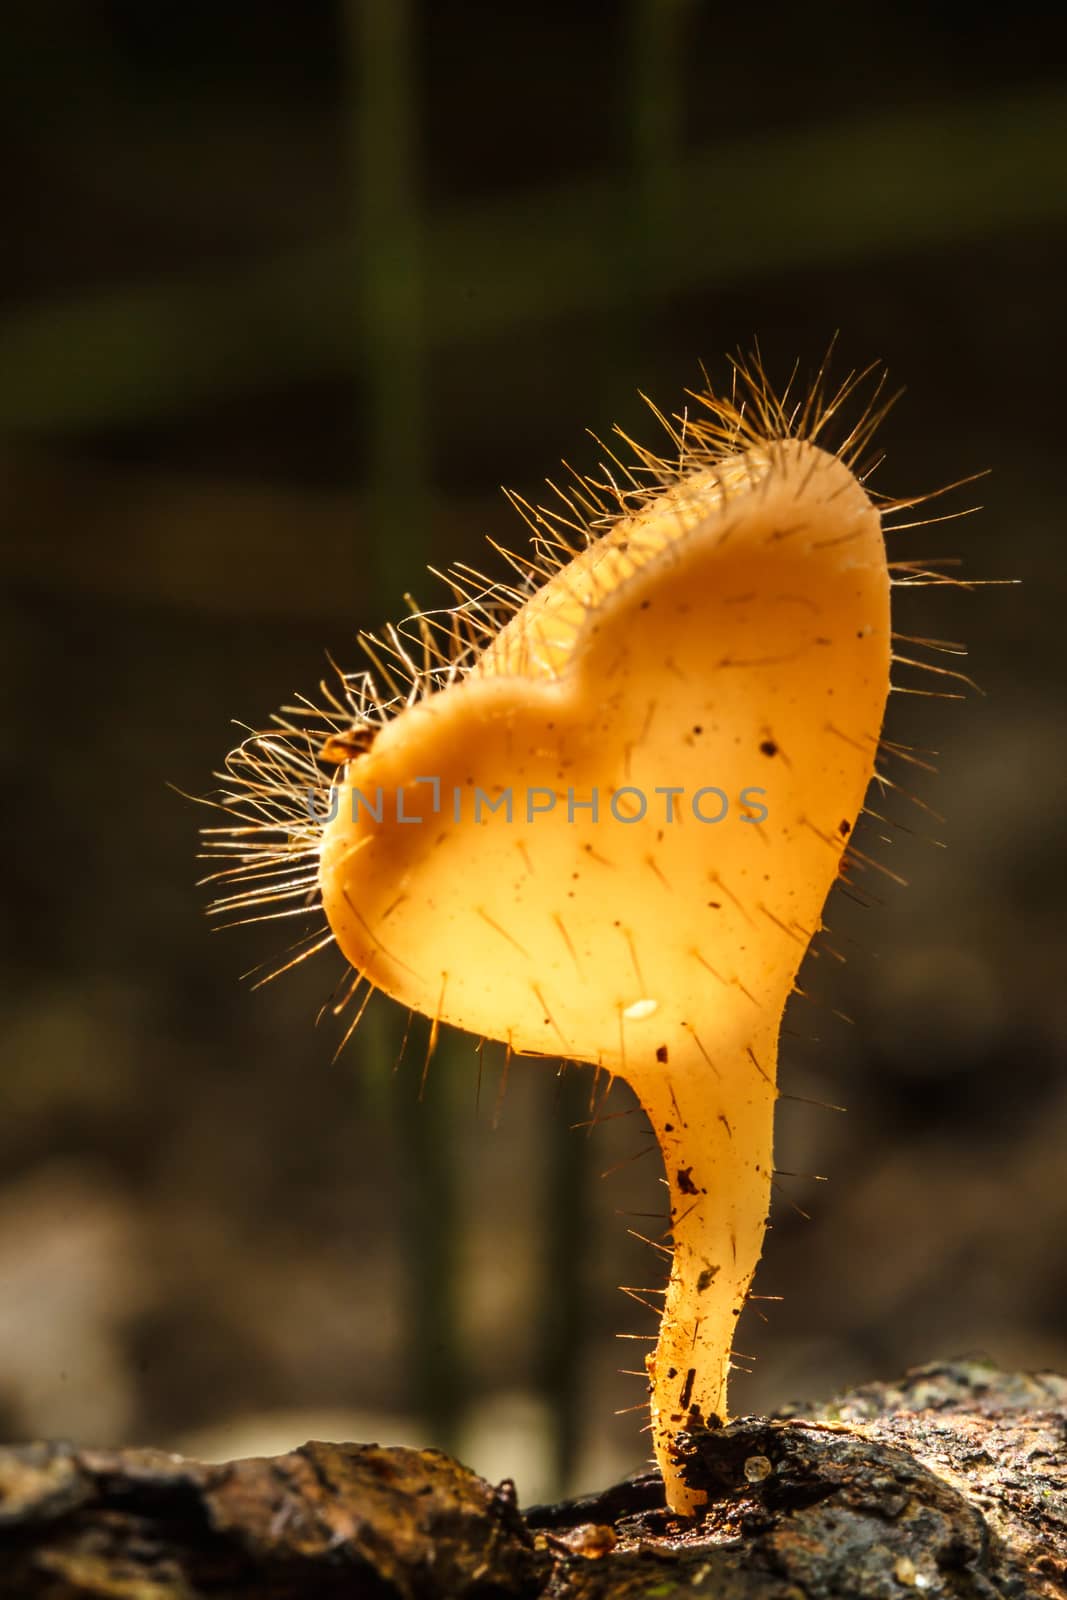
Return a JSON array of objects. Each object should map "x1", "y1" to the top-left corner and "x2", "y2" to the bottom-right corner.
[{"x1": 207, "y1": 357, "x2": 954, "y2": 1515}]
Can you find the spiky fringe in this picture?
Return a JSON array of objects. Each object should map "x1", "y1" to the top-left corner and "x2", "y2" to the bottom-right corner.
[{"x1": 199, "y1": 347, "x2": 982, "y2": 1005}]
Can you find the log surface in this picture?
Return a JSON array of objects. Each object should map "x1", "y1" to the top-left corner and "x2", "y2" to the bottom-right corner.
[{"x1": 0, "y1": 1362, "x2": 1063, "y2": 1598}]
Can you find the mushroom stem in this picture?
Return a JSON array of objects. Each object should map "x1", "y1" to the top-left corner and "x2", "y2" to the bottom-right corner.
[{"x1": 634, "y1": 1042, "x2": 777, "y2": 1516}]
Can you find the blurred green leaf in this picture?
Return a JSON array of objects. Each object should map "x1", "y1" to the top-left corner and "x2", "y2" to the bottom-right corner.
[{"x1": 2, "y1": 91, "x2": 1064, "y2": 432}]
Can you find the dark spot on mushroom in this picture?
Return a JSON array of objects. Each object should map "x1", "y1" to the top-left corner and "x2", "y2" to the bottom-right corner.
[
  {"x1": 321, "y1": 725, "x2": 378, "y2": 764},
  {"x1": 839, "y1": 818, "x2": 851, "y2": 835},
  {"x1": 759, "y1": 739, "x2": 778, "y2": 757},
  {"x1": 676, "y1": 1167, "x2": 698, "y2": 1196},
  {"x1": 639, "y1": 599, "x2": 651, "y2": 610},
  {"x1": 692, "y1": 724, "x2": 703, "y2": 735},
  {"x1": 656, "y1": 1045, "x2": 669, "y2": 1064},
  {"x1": 696, "y1": 1266, "x2": 720, "y2": 1293},
  {"x1": 707, "y1": 900, "x2": 721, "y2": 909},
  {"x1": 679, "y1": 1368, "x2": 696, "y2": 1410}
]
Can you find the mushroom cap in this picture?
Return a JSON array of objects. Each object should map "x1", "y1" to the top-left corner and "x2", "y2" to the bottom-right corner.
[{"x1": 318, "y1": 438, "x2": 890, "y2": 1076}]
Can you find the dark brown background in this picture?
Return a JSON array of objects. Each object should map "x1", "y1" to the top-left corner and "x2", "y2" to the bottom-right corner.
[{"x1": 1, "y1": 0, "x2": 1064, "y2": 1505}]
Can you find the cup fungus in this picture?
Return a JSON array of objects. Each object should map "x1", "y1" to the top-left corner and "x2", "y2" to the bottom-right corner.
[{"x1": 206, "y1": 355, "x2": 973, "y2": 1515}]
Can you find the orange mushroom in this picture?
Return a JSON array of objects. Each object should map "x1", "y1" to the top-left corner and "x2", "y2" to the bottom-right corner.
[{"x1": 206, "y1": 356, "x2": 970, "y2": 1515}]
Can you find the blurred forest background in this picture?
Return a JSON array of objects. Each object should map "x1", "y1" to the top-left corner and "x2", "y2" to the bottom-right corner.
[{"x1": 2, "y1": 1, "x2": 1065, "y2": 1505}]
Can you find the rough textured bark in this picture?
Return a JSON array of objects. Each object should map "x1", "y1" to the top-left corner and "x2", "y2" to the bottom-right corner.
[{"x1": 0, "y1": 1362, "x2": 1063, "y2": 1598}]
